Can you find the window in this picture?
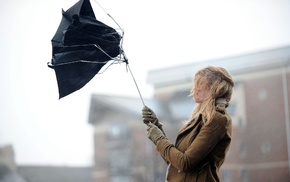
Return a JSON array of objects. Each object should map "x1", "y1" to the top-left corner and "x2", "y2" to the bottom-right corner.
[
  {"x1": 241, "y1": 169, "x2": 249, "y2": 182},
  {"x1": 261, "y1": 142, "x2": 271, "y2": 154},
  {"x1": 107, "y1": 121, "x2": 130, "y2": 140},
  {"x1": 109, "y1": 148, "x2": 130, "y2": 172},
  {"x1": 239, "y1": 142, "x2": 247, "y2": 158},
  {"x1": 111, "y1": 175, "x2": 131, "y2": 182},
  {"x1": 223, "y1": 170, "x2": 232, "y2": 182}
]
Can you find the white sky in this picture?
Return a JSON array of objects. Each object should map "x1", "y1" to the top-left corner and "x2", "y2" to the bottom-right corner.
[{"x1": 1, "y1": 0, "x2": 290, "y2": 166}]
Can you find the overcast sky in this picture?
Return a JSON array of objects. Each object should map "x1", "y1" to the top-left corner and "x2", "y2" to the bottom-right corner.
[{"x1": 1, "y1": 0, "x2": 290, "y2": 166}]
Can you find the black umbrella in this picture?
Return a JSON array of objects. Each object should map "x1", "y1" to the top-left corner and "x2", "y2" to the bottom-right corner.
[{"x1": 48, "y1": 0, "x2": 134, "y2": 100}]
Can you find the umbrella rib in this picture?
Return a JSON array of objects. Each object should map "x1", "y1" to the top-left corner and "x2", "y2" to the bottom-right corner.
[
  {"x1": 49, "y1": 60, "x2": 109, "y2": 67},
  {"x1": 93, "y1": 44, "x2": 126, "y2": 62},
  {"x1": 50, "y1": 42, "x2": 126, "y2": 67},
  {"x1": 92, "y1": 0, "x2": 123, "y2": 31}
]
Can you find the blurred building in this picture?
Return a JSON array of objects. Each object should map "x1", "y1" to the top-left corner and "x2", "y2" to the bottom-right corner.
[
  {"x1": 0, "y1": 145, "x2": 92, "y2": 182},
  {"x1": 88, "y1": 45, "x2": 290, "y2": 182},
  {"x1": 18, "y1": 166, "x2": 92, "y2": 182},
  {"x1": 0, "y1": 145, "x2": 26, "y2": 182}
]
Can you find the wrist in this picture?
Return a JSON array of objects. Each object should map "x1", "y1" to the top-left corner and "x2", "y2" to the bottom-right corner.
[{"x1": 155, "y1": 135, "x2": 166, "y2": 145}]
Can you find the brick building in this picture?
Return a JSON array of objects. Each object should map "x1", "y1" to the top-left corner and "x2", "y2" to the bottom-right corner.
[{"x1": 88, "y1": 45, "x2": 290, "y2": 182}]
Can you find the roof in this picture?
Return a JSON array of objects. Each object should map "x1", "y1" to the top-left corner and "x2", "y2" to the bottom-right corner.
[
  {"x1": 147, "y1": 45, "x2": 290, "y2": 87},
  {"x1": 88, "y1": 91, "x2": 195, "y2": 125},
  {"x1": 88, "y1": 94, "x2": 164, "y2": 125}
]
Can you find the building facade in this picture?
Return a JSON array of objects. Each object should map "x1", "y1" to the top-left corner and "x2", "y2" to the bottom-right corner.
[{"x1": 88, "y1": 45, "x2": 290, "y2": 182}]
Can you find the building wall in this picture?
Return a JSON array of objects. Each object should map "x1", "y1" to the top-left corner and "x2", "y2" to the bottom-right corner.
[
  {"x1": 91, "y1": 112, "x2": 166, "y2": 182},
  {"x1": 220, "y1": 67, "x2": 290, "y2": 182},
  {"x1": 0, "y1": 145, "x2": 16, "y2": 172}
]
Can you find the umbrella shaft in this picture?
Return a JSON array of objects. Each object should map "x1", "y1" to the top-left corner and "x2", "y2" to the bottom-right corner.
[{"x1": 127, "y1": 65, "x2": 145, "y2": 106}]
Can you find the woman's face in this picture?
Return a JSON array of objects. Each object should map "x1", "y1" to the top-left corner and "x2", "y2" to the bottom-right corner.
[{"x1": 192, "y1": 79, "x2": 208, "y2": 103}]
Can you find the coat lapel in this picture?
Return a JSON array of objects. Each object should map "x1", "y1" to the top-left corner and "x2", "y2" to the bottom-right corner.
[{"x1": 175, "y1": 114, "x2": 203, "y2": 146}]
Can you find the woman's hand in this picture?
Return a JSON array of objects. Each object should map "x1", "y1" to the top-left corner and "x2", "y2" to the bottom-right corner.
[
  {"x1": 142, "y1": 106, "x2": 166, "y2": 135},
  {"x1": 147, "y1": 122, "x2": 167, "y2": 145}
]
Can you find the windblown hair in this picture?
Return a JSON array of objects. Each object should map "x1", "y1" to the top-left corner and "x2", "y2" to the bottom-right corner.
[{"x1": 190, "y1": 65, "x2": 234, "y2": 124}]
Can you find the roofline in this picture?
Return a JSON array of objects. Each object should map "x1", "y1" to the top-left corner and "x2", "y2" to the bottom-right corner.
[{"x1": 147, "y1": 45, "x2": 290, "y2": 86}]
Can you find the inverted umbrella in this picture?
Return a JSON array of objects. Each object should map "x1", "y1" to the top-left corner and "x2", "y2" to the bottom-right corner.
[{"x1": 48, "y1": 0, "x2": 143, "y2": 102}]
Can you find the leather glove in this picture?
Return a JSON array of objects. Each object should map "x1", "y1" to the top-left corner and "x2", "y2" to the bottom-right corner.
[
  {"x1": 147, "y1": 122, "x2": 167, "y2": 145},
  {"x1": 142, "y1": 106, "x2": 166, "y2": 135}
]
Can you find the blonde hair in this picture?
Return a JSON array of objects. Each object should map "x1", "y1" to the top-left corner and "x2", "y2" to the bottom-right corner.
[{"x1": 190, "y1": 65, "x2": 234, "y2": 124}]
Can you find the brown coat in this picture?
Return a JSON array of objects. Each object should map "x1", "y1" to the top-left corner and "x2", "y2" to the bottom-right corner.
[{"x1": 157, "y1": 111, "x2": 232, "y2": 182}]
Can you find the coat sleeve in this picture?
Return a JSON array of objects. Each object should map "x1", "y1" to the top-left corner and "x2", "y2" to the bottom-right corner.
[{"x1": 156, "y1": 113, "x2": 228, "y2": 172}]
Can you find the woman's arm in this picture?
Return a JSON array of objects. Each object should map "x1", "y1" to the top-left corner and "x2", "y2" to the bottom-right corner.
[{"x1": 157, "y1": 113, "x2": 228, "y2": 172}]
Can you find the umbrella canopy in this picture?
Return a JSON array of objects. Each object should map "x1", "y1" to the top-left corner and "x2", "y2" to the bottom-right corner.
[{"x1": 48, "y1": 0, "x2": 124, "y2": 99}]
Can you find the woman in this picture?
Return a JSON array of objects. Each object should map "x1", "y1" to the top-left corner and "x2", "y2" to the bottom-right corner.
[{"x1": 142, "y1": 65, "x2": 234, "y2": 182}]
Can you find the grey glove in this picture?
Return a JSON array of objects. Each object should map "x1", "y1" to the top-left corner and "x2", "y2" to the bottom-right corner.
[
  {"x1": 142, "y1": 106, "x2": 166, "y2": 135},
  {"x1": 146, "y1": 122, "x2": 167, "y2": 145},
  {"x1": 142, "y1": 106, "x2": 162, "y2": 128}
]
